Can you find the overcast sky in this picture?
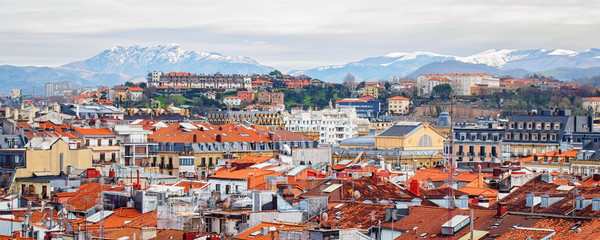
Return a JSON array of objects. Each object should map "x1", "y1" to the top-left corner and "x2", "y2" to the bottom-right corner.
[{"x1": 1, "y1": 0, "x2": 599, "y2": 72}]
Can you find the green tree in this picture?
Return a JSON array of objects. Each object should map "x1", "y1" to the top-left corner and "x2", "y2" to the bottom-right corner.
[
  {"x1": 268, "y1": 70, "x2": 284, "y2": 80},
  {"x1": 432, "y1": 84, "x2": 452, "y2": 100}
]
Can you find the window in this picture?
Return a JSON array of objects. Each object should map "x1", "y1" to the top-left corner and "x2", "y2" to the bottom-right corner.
[
  {"x1": 523, "y1": 133, "x2": 529, "y2": 141},
  {"x1": 541, "y1": 133, "x2": 547, "y2": 142},
  {"x1": 514, "y1": 133, "x2": 520, "y2": 141},
  {"x1": 505, "y1": 133, "x2": 512, "y2": 140},
  {"x1": 532, "y1": 133, "x2": 538, "y2": 141},
  {"x1": 215, "y1": 184, "x2": 221, "y2": 191},
  {"x1": 550, "y1": 133, "x2": 557, "y2": 141},
  {"x1": 535, "y1": 122, "x2": 542, "y2": 130},
  {"x1": 554, "y1": 122, "x2": 561, "y2": 130},
  {"x1": 526, "y1": 122, "x2": 533, "y2": 130},
  {"x1": 201, "y1": 158, "x2": 206, "y2": 167},
  {"x1": 518, "y1": 122, "x2": 524, "y2": 130},
  {"x1": 509, "y1": 122, "x2": 515, "y2": 129},
  {"x1": 545, "y1": 122, "x2": 551, "y2": 130}
]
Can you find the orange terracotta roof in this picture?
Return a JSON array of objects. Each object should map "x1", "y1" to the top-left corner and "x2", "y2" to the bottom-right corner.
[
  {"x1": 228, "y1": 156, "x2": 274, "y2": 165},
  {"x1": 209, "y1": 168, "x2": 281, "y2": 180},
  {"x1": 387, "y1": 96, "x2": 410, "y2": 101},
  {"x1": 173, "y1": 180, "x2": 210, "y2": 193},
  {"x1": 74, "y1": 127, "x2": 116, "y2": 136},
  {"x1": 127, "y1": 87, "x2": 143, "y2": 92}
]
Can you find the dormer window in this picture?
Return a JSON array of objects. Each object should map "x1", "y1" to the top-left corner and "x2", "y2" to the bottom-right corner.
[
  {"x1": 526, "y1": 122, "x2": 533, "y2": 130},
  {"x1": 545, "y1": 122, "x2": 551, "y2": 130},
  {"x1": 554, "y1": 122, "x2": 561, "y2": 130},
  {"x1": 522, "y1": 133, "x2": 529, "y2": 141},
  {"x1": 518, "y1": 122, "x2": 524, "y2": 130},
  {"x1": 532, "y1": 133, "x2": 539, "y2": 141},
  {"x1": 536, "y1": 122, "x2": 542, "y2": 130}
]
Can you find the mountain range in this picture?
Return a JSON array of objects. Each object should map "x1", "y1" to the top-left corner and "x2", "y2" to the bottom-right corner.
[
  {"x1": 1, "y1": 44, "x2": 600, "y2": 94},
  {"x1": 289, "y1": 49, "x2": 600, "y2": 82}
]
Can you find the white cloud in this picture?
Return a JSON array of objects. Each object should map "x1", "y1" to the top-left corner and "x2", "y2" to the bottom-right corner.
[{"x1": 0, "y1": 0, "x2": 599, "y2": 71}]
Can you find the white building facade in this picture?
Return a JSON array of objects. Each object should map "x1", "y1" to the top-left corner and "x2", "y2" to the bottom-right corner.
[
  {"x1": 283, "y1": 108, "x2": 367, "y2": 147},
  {"x1": 417, "y1": 73, "x2": 500, "y2": 96}
]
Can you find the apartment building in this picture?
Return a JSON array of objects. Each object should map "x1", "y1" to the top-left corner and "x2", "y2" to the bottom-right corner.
[
  {"x1": 417, "y1": 73, "x2": 500, "y2": 96},
  {"x1": 147, "y1": 72, "x2": 252, "y2": 90},
  {"x1": 283, "y1": 108, "x2": 367, "y2": 147}
]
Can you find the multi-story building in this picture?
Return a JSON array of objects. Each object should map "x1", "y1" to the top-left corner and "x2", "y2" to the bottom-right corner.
[
  {"x1": 148, "y1": 122, "x2": 316, "y2": 177},
  {"x1": 223, "y1": 96, "x2": 241, "y2": 106},
  {"x1": 237, "y1": 91, "x2": 255, "y2": 103},
  {"x1": 583, "y1": 97, "x2": 600, "y2": 116},
  {"x1": 257, "y1": 90, "x2": 271, "y2": 103},
  {"x1": 336, "y1": 98, "x2": 381, "y2": 118},
  {"x1": 362, "y1": 85, "x2": 379, "y2": 99},
  {"x1": 45, "y1": 81, "x2": 72, "y2": 97},
  {"x1": 271, "y1": 92, "x2": 285, "y2": 105},
  {"x1": 126, "y1": 87, "x2": 144, "y2": 101},
  {"x1": 283, "y1": 107, "x2": 367, "y2": 146},
  {"x1": 257, "y1": 91, "x2": 284, "y2": 105},
  {"x1": 113, "y1": 124, "x2": 157, "y2": 166},
  {"x1": 206, "y1": 110, "x2": 284, "y2": 129},
  {"x1": 387, "y1": 96, "x2": 410, "y2": 115},
  {"x1": 9, "y1": 89, "x2": 20, "y2": 101},
  {"x1": 147, "y1": 72, "x2": 252, "y2": 90},
  {"x1": 445, "y1": 126, "x2": 504, "y2": 166},
  {"x1": 74, "y1": 127, "x2": 120, "y2": 165},
  {"x1": 417, "y1": 73, "x2": 500, "y2": 96},
  {"x1": 501, "y1": 109, "x2": 592, "y2": 162}
]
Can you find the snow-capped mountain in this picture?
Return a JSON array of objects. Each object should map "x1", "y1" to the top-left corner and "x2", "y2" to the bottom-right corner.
[
  {"x1": 64, "y1": 44, "x2": 274, "y2": 76},
  {"x1": 290, "y1": 48, "x2": 600, "y2": 82},
  {"x1": 0, "y1": 44, "x2": 275, "y2": 94}
]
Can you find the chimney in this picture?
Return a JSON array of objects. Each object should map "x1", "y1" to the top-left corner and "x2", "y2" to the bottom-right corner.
[
  {"x1": 216, "y1": 134, "x2": 222, "y2": 142},
  {"x1": 261, "y1": 227, "x2": 269, "y2": 236},
  {"x1": 458, "y1": 195, "x2": 469, "y2": 209},
  {"x1": 497, "y1": 202, "x2": 507, "y2": 216},
  {"x1": 193, "y1": 134, "x2": 197, "y2": 143},
  {"x1": 411, "y1": 198, "x2": 422, "y2": 206},
  {"x1": 540, "y1": 194, "x2": 549, "y2": 208},
  {"x1": 526, "y1": 193, "x2": 534, "y2": 207},
  {"x1": 576, "y1": 196, "x2": 585, "y2": 210},
  {"x1": 409, "y1": 180, "x2": 420, "y2": 196},
  {"x1": 593, "y1": 198, "x2": 600, "y2": 211},
  {"x1": 593, "y1": 174, "x2": 600, "y2": 181},
  {"x1": 540, "y1": 172, "x2": 552, "y2": 184}
]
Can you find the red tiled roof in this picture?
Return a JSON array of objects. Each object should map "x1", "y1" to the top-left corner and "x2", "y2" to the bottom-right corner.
[
  {"x1": 74, "y1": 127, "x2": 116, "y2": 136},
  {"x1": 127, "y1": 87, "x2": 143, "y2": 92}
]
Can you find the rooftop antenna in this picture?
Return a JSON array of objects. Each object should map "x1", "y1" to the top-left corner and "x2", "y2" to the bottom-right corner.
[{"x1": 447, "y1": 95, "x2": 456, "y2": 237}]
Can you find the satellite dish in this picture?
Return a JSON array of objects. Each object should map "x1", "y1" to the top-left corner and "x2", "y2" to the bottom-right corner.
[
  {"x1": 353, "y1": 190, "x2": 361, "y2": 199},
  {"x1": 321, "y1": 212, "x2": 328, "y2": 221}
]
